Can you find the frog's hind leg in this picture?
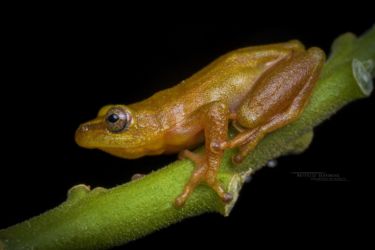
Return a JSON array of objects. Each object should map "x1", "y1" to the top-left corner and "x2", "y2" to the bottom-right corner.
[
  {"x1": 231, "y1": 66, "x2": 322, "y2": 164},
  {"x1": 175, "y1": 101, "x2": 233, "y2": 207},
  {"x1": 223, "y1": 47, "x2": 325, "y2": 164}
]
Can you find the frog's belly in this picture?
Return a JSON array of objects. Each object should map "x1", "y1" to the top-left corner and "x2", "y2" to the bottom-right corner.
[{"x1": 164, "y1": 131, "x2": 204, "y2": 154}]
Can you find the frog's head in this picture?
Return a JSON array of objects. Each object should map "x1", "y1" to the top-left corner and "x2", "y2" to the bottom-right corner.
[{"x1": 75, "y1": 105, "x2": 162, "y2": 159}]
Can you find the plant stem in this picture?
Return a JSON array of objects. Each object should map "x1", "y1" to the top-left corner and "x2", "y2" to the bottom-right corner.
[{"x1": 1, "y1": 26, "x2": 374, "y2": 250}]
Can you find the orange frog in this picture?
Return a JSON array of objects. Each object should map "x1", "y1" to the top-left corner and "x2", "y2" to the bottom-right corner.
[{"x1": 75, "y1": 40, "x2": 325, "y2": 206}]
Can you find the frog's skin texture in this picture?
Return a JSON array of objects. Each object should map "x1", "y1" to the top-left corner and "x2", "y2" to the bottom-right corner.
[{"x1": 75, "y1": 40, "x2": 325, "y2": 207}]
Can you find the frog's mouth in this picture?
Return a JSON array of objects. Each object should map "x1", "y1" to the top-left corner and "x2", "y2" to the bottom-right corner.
[
  {"x1": 75, "y1": 122, "x2": 158, "y2": 158},
  {"x1": 75, "y1": 122, "x2": 106, "y2": 149}
]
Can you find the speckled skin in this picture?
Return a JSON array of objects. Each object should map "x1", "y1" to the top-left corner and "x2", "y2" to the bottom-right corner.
[{"x1": 75, "y1": 40, "x2": 325, "y2": 206}]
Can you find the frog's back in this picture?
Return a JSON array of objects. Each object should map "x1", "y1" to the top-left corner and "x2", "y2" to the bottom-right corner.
[
  {"x1": 129, "y1": 41, "x2": 304, "y2": 127},
  {"x1": 130, "y1": 48, "x2": 259, "y2": 112}
]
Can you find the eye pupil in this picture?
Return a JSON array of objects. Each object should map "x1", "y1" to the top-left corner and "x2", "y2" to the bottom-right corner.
[{"x1": 107, "y1": 114, "x2": 119, "y2": 123}]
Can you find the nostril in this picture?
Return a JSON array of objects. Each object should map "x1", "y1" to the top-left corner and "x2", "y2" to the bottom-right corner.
[{"x1": 80, "y1": 124, "x2": 89, "y2": 132}]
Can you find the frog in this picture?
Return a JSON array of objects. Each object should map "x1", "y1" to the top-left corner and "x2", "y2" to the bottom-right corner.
[{"x1": 75, "y1": 40, "x2": 325, "y2": 207}]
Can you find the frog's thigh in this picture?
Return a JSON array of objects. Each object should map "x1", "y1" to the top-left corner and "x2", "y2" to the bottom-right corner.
[
  {"x1": 233, "y1": 71, "x2": 320, "y2": 163},
  {"x1": 225, "y1": 48, "x2": 324, "y2": 162}
]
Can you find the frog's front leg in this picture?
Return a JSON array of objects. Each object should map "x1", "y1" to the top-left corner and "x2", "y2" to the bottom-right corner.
[
  {"x1": 172, "y1": 101, "x2": 233, "y2": 207},
  {"x1": 222, "y1": 47, "x2": 326, "y2": 163}
]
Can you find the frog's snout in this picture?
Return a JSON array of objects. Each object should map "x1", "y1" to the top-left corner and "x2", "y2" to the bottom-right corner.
[
  {"x1": 75, "y1": 123, "x2": 95, "y2": 149},
  {"x1": 78, "y1": 124, "x2": 90, "y2": 133}
]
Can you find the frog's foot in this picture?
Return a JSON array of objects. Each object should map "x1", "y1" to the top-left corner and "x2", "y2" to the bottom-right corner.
[{"x1": 175, "y1": 150, "x2": 232, "y2": 207}]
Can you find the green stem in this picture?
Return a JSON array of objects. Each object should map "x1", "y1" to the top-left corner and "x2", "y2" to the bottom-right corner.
[{"x1": 1, "y1": 26, "x2": 374, "y2": 250}]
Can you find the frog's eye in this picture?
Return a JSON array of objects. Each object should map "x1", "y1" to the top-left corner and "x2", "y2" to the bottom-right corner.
[{"x1": 105, "y1": 107, "x2": 131, "y2": 133}]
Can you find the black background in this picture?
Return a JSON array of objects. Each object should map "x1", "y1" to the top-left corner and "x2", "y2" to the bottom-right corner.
[{"x1": 1, "y1": 8, "x2": 374, "y2": 249}]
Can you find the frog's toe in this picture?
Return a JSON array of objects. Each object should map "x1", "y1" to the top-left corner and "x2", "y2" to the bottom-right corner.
[
  {"x1": 206, "y1": 171, "x2": 233, "y2": 203},
  {"x1": 178, "y1": 149, "x2": 205, "y2": 164},
  {"x1": 175, "y1": 159, "x2": 231, "y2": 207},
  {"x1": 174, "y1": 160, "x2": 206, "y2": 207},
  {"x1": 175, "y1": 191, "x2": 190, "y2": 207},
  {"x1": 223, "y1": 192, "x2": 233, "y2": 203},
  {"x1": 210, "y1": 181, "x2": 233, "y2": 203}
]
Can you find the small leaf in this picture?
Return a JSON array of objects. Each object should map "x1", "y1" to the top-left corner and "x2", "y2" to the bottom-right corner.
[{"x1": 352, "y1": 58, "x2": 374, "y2": 96}]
